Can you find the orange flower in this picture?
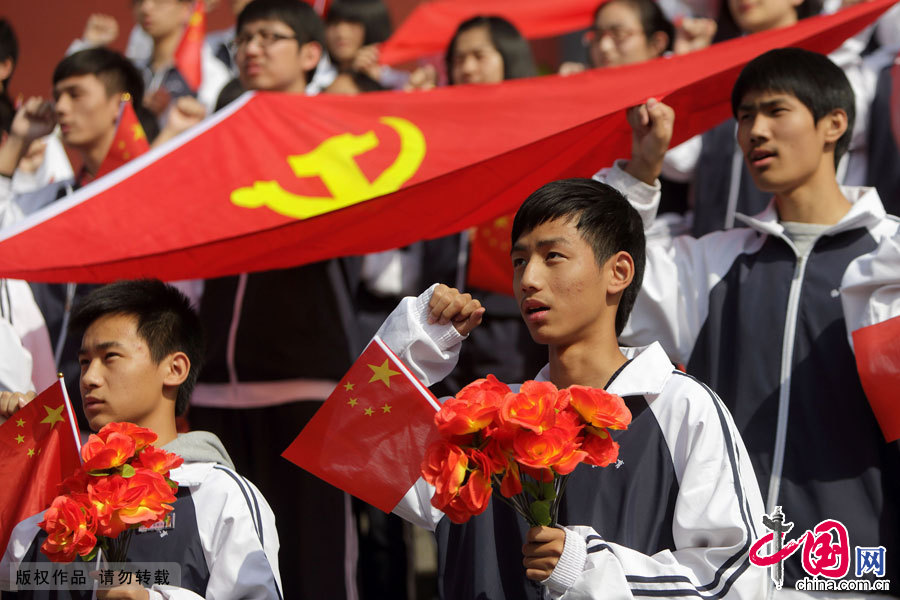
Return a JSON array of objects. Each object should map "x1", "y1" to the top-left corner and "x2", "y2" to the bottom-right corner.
[
  {"x1": 499, "y1": 461, "x2": 523, "y2": 498},
  {"x1": 81, "y1": 431, "x2": 136, "y2": 472},
  {"x1": 58, "y1": 468, "x2": 90, "y2": 495},
  {"x1": 118, "y1": 470, "x2": 177, "y2": 527},
  {"x1": 422, "y1": 441, "x2": 468, "y2": 508},
  {"x1": 96, "y1": 422, "x2": 158, "y2": 452},
  {"x1": 435, "y1": 375, "x2": 508, "y2": 436},
  {"x1": 87, "y1": 474, "x2": 132, "y2": 538},
  {"x1": 567, "y1": 386, "x2": 632, "y2": 430},
  {"x1": 442, "y1": 450, "x2": 493, "y2": 524},
  {"x1": 582, "y1": 427, "x2": 620, "y2": 468},
  {"x1": 39, "y1": 495, "x2": 98, "y2": 562},
  {"x1": 134, "y1": 446, "x2": 184, "y2": 478},
  {"x1": 500, "y1": 380, "x2": 559, "y2": 434},
  {"x1": 512, "y1": 416, "x2": 587, "y2": 476}
]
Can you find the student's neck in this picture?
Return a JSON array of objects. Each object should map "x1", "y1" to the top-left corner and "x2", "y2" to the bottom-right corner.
[
  {"x1": 774, "y1": 164, "x2": 851, "y2": 225},
  {"x1": 547, "y1": 334, "x2": 628, "y2": 390},
  {"x1": 283, "y1": 77, "x2": 309, "y2": 94},
  {"x1": 151, "y1": 28, "x2": 184, "y2": 72},
  {"x1": 79, "y1": 129, "x2": 117, "y2": 178},
  {"x1": 138, "y1": 409, "x2": 179, "y2": 447}
]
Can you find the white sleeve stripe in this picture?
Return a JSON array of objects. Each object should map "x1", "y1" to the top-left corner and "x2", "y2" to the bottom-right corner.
[{"x1": 213, "y1": 466, "x2": 263, "y2": 543}]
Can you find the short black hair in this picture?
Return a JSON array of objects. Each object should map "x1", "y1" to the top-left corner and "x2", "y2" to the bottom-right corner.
[
  {"x1": 595, "y1": 0, "x2": 673, "y2": 53},
  {"x1": 511, "y1": 178, "x2": 646, "y2": 337},
  {"x1": 326, "y1": 0, "x2": 393, "y2": 45},
  {"x1": 446, "y1": 16, "x2": 537, "y2": 84},
  {"x1": 70, "y1": 279, "x2": 204, "y2": 417},
  {"x1": 53, "y1": 48, "x2": 145, "y2": 107},
  {"x1": 732, "y1": 48, "x2": 855, "y2": 165},
  {"x1": 0, "y1": 19, "x2": 18, "y2": 91},
  {"x1": 237, "y1": 0, "x2": 326, "y2": 81}
]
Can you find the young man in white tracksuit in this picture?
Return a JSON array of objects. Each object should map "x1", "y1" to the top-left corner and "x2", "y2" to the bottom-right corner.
[{"x1": 600, "y1": 48, "x2": 900, "y2": 597}]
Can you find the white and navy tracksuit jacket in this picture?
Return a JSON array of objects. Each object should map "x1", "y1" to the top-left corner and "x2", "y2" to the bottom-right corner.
[
  {"x1": 380, "y1": 288, "x2": 767, "y2": 599},
  {"x1": 0, "y1": 431, "x2": 282, "y2": 599},
  {"x1": 597, "y1": 163, "x2": 900, "y2": 591}
]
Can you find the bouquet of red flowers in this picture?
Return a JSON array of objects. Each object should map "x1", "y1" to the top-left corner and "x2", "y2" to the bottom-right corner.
[
  {"x1": 38, "y1": 422, "x2": 183, "y2": 563},
  {"x1": 422, "y1": 376, "x2": 631, "y2": 525}
]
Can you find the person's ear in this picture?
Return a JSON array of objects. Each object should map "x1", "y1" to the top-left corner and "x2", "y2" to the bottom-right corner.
[
  {"x1": 821, "y1": 107, "x2": 848, "y2": 146},
  {"x1": 648, "y1": 31, "x2": 669, "y2": 57},
  {"x1": 162, "y1": 352, "x2": 190, "y2": 388},
  {"x1": 607, "y1": 251, "x2": 635, "y2": 296},
  {"x1": 299, "y1": 41, "x2": 323, "y2": 72}
]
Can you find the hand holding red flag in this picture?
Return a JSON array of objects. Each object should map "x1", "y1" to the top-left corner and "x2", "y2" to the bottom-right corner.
[
  {"x1": 174, "y1": 0, "x2": 205, "y2": 93},
  {"x1": 0, "y1": 379, "x2": 81, "y2": 553},
  {"x1": 282, "y1": 336, "x2": 441, "y2": 512},
  {"x1": 853, "y1": 315, "x2": 900, "y2": 442}
]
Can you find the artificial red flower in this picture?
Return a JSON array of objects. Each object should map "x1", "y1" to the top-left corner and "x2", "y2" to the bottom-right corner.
[
  {"x1": 442, "y1": 451, "x2": 494, "y2": 523},
  {"x1": 39, "y1": 495, "x2": 98, "y2": 562},
  {"x1": 582, "y1": 427, "x2": 621, "y2": 468},
  {"x1": 86, "y1": 474, "x2": 132, "y2": 538},
  {"x1": 500, "y1": 380, "x2": 558, "y2": 434},
  {"x1": 81, "y1": 432, "x2": 136, "y2": 472},
  {"x1": 134, "y1": 446, "x2": 184, "y2": 478},
  {"x1": 513, "y1": 425, "x2": 587, "y2": 475},
  {"x1": 435, "y1": 375, "x2": 508, "y2": 436},
  {"x1": 567, "y1": 386, "x2": 632, "y2": 430},
  {"x1": 96, "y1": 422, "x2": 158, "y2": 452},
  {"x1": 422, "y1": 441, "x2": 468, "y2": 509},
  {"x1": 499, "y1": 461, "x2": 523, "y2": 498},
  {"x1": 118, "y1": 470, "x2": 177, "y2": 527}
]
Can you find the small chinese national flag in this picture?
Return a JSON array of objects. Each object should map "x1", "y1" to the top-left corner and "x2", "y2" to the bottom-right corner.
[
  {"x1": 853, "y1": 314, "x2": 900, "y2": 442},
  {"x1": 95, "y1": 97, "x2": 150, "y2": 180},
  {"x1": 282, "y1": 336, "x2": 440, "y2": 512},
  {"x1": 175, "y1": 0, "x2": 205, "y2": 93},
  {"x1": 0, "y1": 379, "x2": 81, "y2": 552},
  {"x1": 467, "y1": 212, "x2": 515, "y2": 296}
]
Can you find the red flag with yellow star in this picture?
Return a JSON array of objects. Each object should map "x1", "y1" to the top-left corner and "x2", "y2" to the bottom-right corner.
[
  {"x1": 0, "y1": 379, "x2": 81, "y2": 551},
  {"x1": 282, "y1": 336, "x2": 441, "y2": 512},
  {"x1": 467, "y1": 212, "x2": 515, "y2": 295},
  {"x1": 174, "y1": 0, "x2": 205, "y2": 92},
  {"x1": 94, "y1": 97, "x2": 150, "y2": 181}
]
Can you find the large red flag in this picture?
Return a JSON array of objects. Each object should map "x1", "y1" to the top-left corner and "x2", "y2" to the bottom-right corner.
[
  {"x1": 853, "y1": 315, "x2": 900, "y2": 442},
  {"x1": 0, "y1": 379, "x2": 82, "y2": 552},
  {"x1": 0, "y1": 0, "x2": 893, "y2": 283},
  {"x1": 379, "y1": 0, "x2": 601, "y2": 66},
  {"x1": 174, "y1": 0, "x2": 205, "y2": 93},
  {"x1": 93, "y1": 97, "x2": 150, "y2": 182},
  {"x1": 282, "y1": 336, "x2": 440, "y2": 512}
]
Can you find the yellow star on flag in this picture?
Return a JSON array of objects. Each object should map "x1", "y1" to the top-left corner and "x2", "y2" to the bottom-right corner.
[
  {"x1": 15, "y1": 418, "x2": 24, "y2": 427},
  {"x1": 27, "y1": 448, "x2": 35, "y2": 457},
  {"x1": 347, "y1": 398, "x2": 358, "y2": 407},
  {"x1": 132, "y1": 123, "x2": 146, "y2": 142},
  {"x1": 40, "y1": 404, "x2": 65, "y2": 428},
  {"x1": 344, "y1": 382, "x2": 355, "y2": 391},
  {"x1": 364, "y1": 407, "x2": 374, "y2": 416},
  {"x1": 381, "y1": 404, "x2": 392, "y2": 414},
  {"x1": 15, "y1": 435, "x2": 24, "y2": 444},
  {"x1": 368, "y1": 360, "x2": 400, "y2": 388}
]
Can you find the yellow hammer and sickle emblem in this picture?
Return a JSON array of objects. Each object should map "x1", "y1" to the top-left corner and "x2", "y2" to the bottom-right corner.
[{"x1": 230, "y1": 116, "x2": 426, "y2": 220}]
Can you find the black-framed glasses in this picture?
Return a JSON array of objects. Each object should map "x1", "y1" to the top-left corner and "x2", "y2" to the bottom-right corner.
[{"x1": 230, "y1": 30, "x2": 298, "y2": 51}]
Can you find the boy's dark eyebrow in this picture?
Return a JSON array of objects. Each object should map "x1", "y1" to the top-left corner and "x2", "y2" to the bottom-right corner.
[
  {"x1": 510, "y1": 237, "x2": 570, "y2": 255},
  {"x1": 77, "y1": 341, "x2": 124, "y2": 356}
]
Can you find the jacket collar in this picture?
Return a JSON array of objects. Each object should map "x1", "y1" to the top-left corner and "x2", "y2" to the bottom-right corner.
[
  {"x1": 735, "y1": 186, "x2": 886, "y2": 238},
  {"x1": 533, "y1": 341, "x2": 673, "y2": 397}
]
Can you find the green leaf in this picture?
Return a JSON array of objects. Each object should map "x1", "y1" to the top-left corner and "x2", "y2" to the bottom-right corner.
[
  {"x1": 529, "y1": 499, "x2": 552, "y2": 526},
  {"x1": 120, "y1": 463, "x2": 136, "y2": 478},
  {"x1": 83, "y1": 547, "x2": 98, "y2": 562},
  {"x1": 541, "y1": 480, "x2": 557, "y2": 500},
  {"x1": 87, "y1": 470, "x2": 110, "y2": 477},
  {"x1": 522, "y1": 480, "x2": 541, "y2": 500}
]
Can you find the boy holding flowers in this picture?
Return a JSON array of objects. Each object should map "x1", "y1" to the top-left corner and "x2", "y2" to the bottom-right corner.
[
  {"x1": 375, "y1": 177, "x2": 766, "y2": 598},
  {"x1": 0, "y1": 280, "x2": 282, "y2": 599}
]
